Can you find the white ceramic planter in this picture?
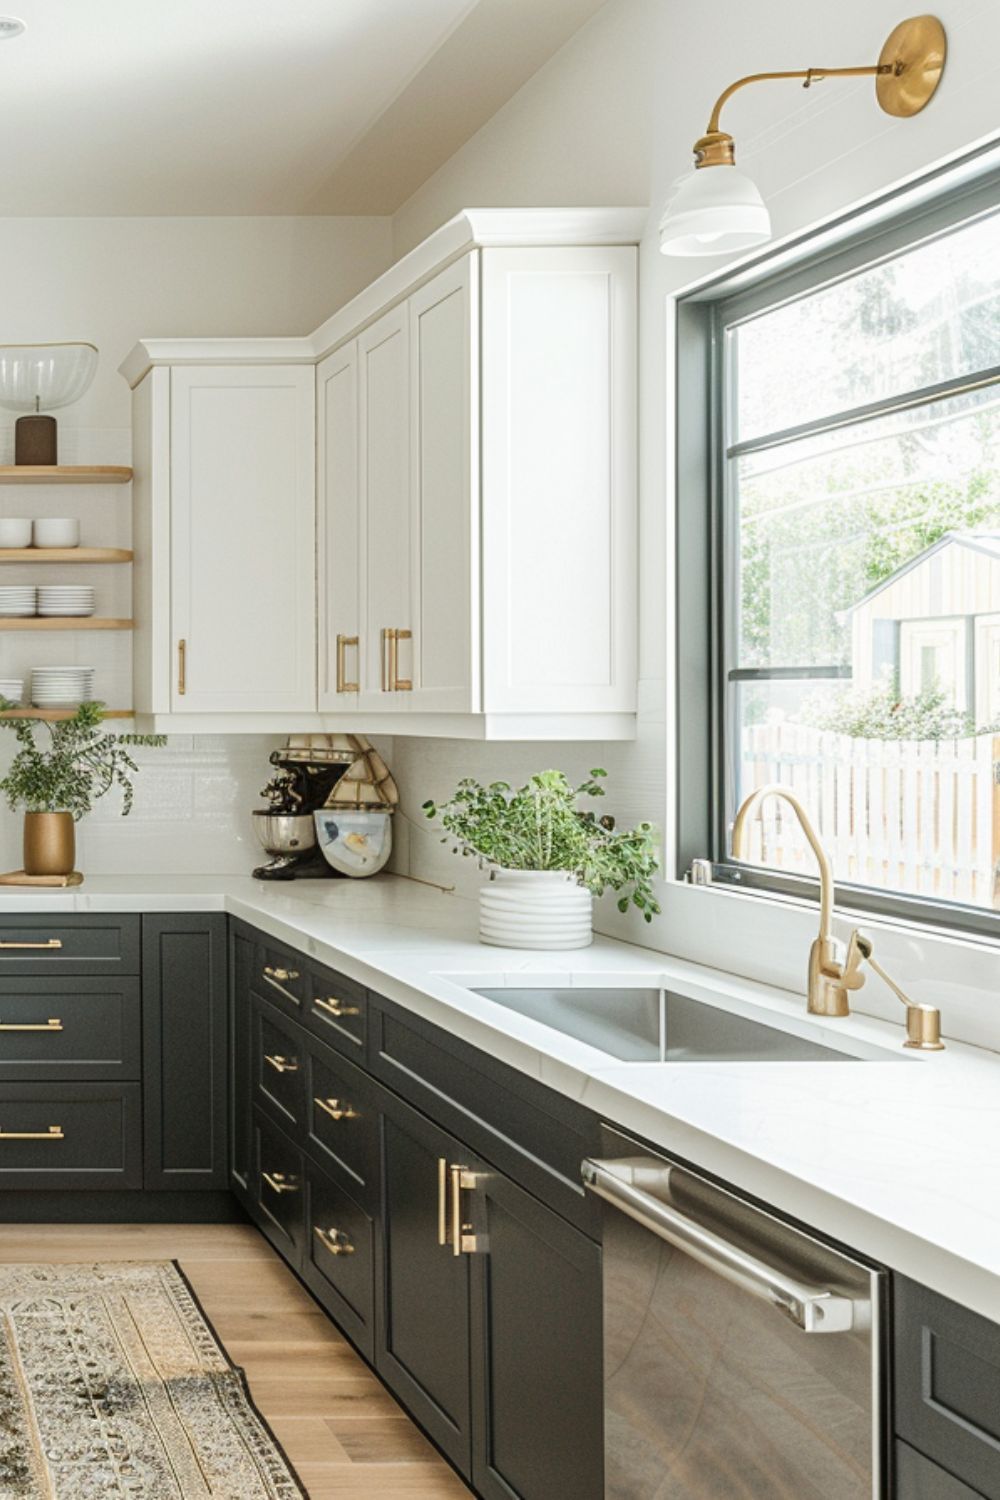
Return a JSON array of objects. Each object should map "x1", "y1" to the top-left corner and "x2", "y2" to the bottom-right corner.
[{"x1": 479, "y1": 869, "x2": 593, "y2": 950}]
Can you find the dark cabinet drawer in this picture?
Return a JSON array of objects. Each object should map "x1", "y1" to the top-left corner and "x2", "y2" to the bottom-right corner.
[
  {"x1": 301, "y1": 1161, "x2": 375, "y2": 1360},
  {"x1": 895, "y1": 1277, "x2": 1000, "y2": 1499},
  {"x1": 253, "y1": 941, "x2": 309, "y2": 1015},
  {"x1": 252, "y1": 996, "x2": 306, "y2": 1134},
  {"x1": 896, "y1": 1442, "x2": 987, "y2": 1498},
  {"x1": 0, "y1": 1083, "x2": 141, "y2": 1188},
  {"x1": 305, "y1": 1038, "x2": 377, "y2": 1202},
  {"x1": 0, "y1": 977, "x2": 140, "y2": 1080},
  {"x1": 253, "y1": 1109, "x2": 304, "y2": 1265},
  {"x1": 305, "y1": 963, "x2": 366, "y2": 1056},
  {"x1": 0, "y1": 916, "x2": 139, "y2": 975},
  {"x1": 369, "y1": 994, "x2": 601, "y2": 1236}
]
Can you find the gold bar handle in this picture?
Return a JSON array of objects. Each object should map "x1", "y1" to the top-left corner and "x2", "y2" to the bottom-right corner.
[
  {"x1": 0, "y1": 939, "x2": 62, "y2": 951},
  {"x1": 380, "y1": 627, "x2": 391, "y2": 692},
  {"x1": 262, "y1": 1170, "x2": 299, "y2": 1196},
  {"x1": 264, "y1": 1053, "x2": 299, "y2": 1074},
  {"x1": 178, "y1": 638, "x2": 186, "y2": 695},
  {"x1": 450, "y1": 1164, "x2": 480, "y2": 1256},
  {"x1": 313, "y1": 995, "x2": 361, "y2": 1020},
  {"x1": 336, "y1": 634, "x2": 359, "y2": 694},
  {"x1": 393, "y1": 628, "x2": 413, "y2": 692},
  {"x1": 0, "y1": 1018, "x2": 62, "y2": 1032},
  {"x1": 314, "y1": 1225, "x2": 355, "y2": 1256},
  {"x1": 0, "y1": 1125, "x2": 63, "y2": 1141},
  {"x1": 262, "y1": 967, "x2": 301, "y2": 1006},
  {"x1": 314, "y1": 1096, "x2": 359, "y2": 1122},
  {"x1": 438, "y1": 1157, "x2": 448, "y2": 1246}
]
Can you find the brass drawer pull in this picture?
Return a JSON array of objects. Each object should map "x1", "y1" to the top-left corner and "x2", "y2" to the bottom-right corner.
[
  {"x1": 336, "y1": 634, "x2": 359, "y2": 694},
  {"x1": 314, "y1": 1225, "x2": 355, "y2": 1257},
  {"x1": 313, "y1": 995, "x2": 361, "y2": 1020},
  {"x1": 0, "y1": 1018, "x2": 62, "y2": 1032},
  {"x1": 314, "y1": 1096, "x2": 358, "y2": 1122},
  {"x1": 450, "y1": 1164, "x2": 480, "y2": 1256},
  {"x1": 262, "y1": 1170, "x2": 299, "y2": 1196},
  {"x1": 438, "y1": 1157, "x2": 448, "y2": 1247},
  {"x1": 0, "y1": 939, "x2": 62, "y2": 950},
  {"x1": 392, "y1": 627, "x2": 413, "y2": 691},
  {"x1": 0, "y1": 1125, "x2": 63, "y2": 1141},
  {"x1": 262, "y1": 967, "x2": 301, "y2": 1005},
  {"x1": 264, "y1": 1053, "x2": 299, "y2": 1074}
]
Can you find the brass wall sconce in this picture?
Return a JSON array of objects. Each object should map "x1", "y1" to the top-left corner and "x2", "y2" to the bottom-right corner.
[{"x1": 659, "y1": 15, "x2": 947, "y2": 257}]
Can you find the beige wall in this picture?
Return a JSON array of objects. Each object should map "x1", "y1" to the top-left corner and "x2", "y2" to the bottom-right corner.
[{"x1": 386, "y1": 0, "x2": 1000, "y2": 948}]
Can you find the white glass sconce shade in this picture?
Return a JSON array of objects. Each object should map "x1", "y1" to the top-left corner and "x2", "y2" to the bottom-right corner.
[{"x1": 659, "y1": 167, "x2": 772, "y2": 257}]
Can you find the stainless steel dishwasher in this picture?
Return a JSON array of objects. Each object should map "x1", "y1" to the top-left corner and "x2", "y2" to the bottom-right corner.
[{"x1": 583, "y1": 1128, "x2": 885, "y2": 1499}]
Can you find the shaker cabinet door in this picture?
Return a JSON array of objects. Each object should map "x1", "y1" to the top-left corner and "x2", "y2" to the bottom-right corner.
[{"x1": 170, "y1": 365, "x2": 315, "y2": 712}]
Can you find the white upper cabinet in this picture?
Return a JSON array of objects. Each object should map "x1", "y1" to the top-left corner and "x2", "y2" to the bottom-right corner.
[
  {"x1": 169, "y1": 366, "x2": 315, "y2": 714},
  {"x1": 122, "y1": 208, "x2": 642, "y2": 736},
  {"x1": 317, "y1": 342, "x2": 359, "y2": 711},
  {"x1": 481, "y1": 246, "x2": 636, "y2": 716}
]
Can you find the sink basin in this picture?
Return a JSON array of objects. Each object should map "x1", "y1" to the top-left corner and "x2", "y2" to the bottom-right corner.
[{"x1": 471, "y1": 986, "x2": 882, "y2": 1063}]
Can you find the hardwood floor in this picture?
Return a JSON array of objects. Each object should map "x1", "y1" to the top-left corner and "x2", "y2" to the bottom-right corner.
[{"x1": 0, "y1": 1222, "x2": 472, "y2": 1500}]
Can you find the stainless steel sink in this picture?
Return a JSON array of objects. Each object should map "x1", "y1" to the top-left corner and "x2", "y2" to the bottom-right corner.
[{"x1": 471, "y1": 986, "x2": 880, "y2": 1062}]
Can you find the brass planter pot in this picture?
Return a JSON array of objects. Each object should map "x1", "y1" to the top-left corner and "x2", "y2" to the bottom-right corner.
[{"x1": 23, "y1": 812, "x2": 76, "y2": 877}]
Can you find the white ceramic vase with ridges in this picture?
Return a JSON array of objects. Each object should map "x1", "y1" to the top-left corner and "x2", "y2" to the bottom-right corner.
[{"x1": 479, "y1": 869, "x2": 593, "y2": 950}]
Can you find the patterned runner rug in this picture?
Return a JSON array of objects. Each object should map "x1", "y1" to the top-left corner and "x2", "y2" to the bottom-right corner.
[{"x1": 0, "y1": 1261, "x2": 306, "y2": 1499}]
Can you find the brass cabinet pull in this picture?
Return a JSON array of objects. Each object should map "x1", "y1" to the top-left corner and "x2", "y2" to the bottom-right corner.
[
  {"x1": 438, "y1": 1157, "x2": 448, "y2": 1247},
  {"x1": 0, "y1": 1125, "x2": 63, "y2": 1141},
  {"x1": 314, "y1": 1225, "x2": 355, "y2": 1256},
  {"x1": 262, "y1": 1170, "x2": 299, "y2": 1196},
  {"x1": 449, "y1": 1164, "x2": 480, "y2": 1256},
  {"x1": 262, "y1": 967, "x2": 301, "y2": 1006},
  {"x1": 336, "y1": 634, "x2": 359, "y2": 694},
  {"x1": 0, "y1": 1018, "x2": 62, "y2": 1032},
  {"x1": 178, "y1": 638, "x2": 186, "y2": 695},
  {"x1": 314, "y1": 1096, "x2": 359, "y2": 1122},
  {"x1": 380, "y1": 627, "x2": 391, "y2": 692},
  {"x1": 0, "y1": 939, "x2": 62, "y2": 950},
  {"x1": 388, "y1": 628, "x2": 398, "y2": 692},
  {"x1": 313, "y1": 995, "x2": 360, "y2": 1020},
  {"x1": 264, "y1": 1053, "x2": 299, "y2": 1074},
  {"x1": 393, "y1": 628, "x2": 413, "y2": 691}
]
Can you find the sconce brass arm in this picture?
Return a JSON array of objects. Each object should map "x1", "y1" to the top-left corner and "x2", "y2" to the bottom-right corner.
[{"x1": 705, "y1": 64, "x2": 889, "y2": 138}]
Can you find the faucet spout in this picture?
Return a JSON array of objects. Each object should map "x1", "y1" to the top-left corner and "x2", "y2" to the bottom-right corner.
[{"x1": 731, "y1": 784, "x2": 858, "y2": 1018}]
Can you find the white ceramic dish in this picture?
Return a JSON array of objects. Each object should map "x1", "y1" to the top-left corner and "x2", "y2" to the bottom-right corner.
[
  {"x1": 313, "y1": 810, "x2": 393, "y2": 877},
  {"x1": 0, "y1": 518, "x2": 32, "y2": 548},
  {"x1": 32, "y1": 518, "x2": 80, "y2": 548}
]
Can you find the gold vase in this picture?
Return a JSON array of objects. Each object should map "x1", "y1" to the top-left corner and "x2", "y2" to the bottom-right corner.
[{"x1": 23, "y1": 812, "x2": 76, "y2": 877}]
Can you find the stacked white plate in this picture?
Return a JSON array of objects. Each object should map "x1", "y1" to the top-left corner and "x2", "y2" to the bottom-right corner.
[
  {"x1": 37, "y1": 586, "x2": 95, "y2": 618},
  {"x1": 31, "y1": 666, "x2": 95, "y2": 707},
  {"x1": 0, "y1": 678, "x2": 23, "y2": 704},
  {"x1": 0, "y1": 586, "x2": 36, "y2": 617}
]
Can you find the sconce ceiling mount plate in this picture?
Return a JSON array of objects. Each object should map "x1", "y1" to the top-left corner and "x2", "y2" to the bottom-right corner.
[{"x1": 876, "y1": 14, "x2": 946, "y2": 117}]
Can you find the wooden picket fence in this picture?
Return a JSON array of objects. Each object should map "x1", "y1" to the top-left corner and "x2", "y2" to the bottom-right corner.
[{"x1": 741, "y1": 721, "x2": 1000, "y2": 905}]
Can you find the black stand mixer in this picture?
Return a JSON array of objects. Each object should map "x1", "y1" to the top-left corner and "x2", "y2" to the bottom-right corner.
[{"x1": 252, "y1": 748, "x2": 348, "y2": 880}]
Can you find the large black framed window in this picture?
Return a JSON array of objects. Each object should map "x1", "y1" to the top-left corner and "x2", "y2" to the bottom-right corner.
[{"x1": 676, "y1": 146, "x2": 1000, "y2": 935}]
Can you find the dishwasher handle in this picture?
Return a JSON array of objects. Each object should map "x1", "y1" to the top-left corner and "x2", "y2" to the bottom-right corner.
[{"x1": 582, "y1": 1157, "x2": 865, "y2": 1334}]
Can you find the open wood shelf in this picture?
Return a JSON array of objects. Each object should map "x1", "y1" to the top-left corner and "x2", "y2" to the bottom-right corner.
[
  {"x1": 0, "y1": 708, "x2": 132, "y2": 720},
  {"x1": 0, "y1": 466, "x2": 132, "y2": 484},
  {"x1": 0, "y1": 547, "x2": 133, "y2": 563},
  {"x1": 0, "y1": 617, "x2": 133, "y2": 631}
]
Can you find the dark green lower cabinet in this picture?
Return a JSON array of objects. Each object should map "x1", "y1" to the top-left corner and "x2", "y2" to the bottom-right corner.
[
  {"x1": 896, "y1": 1442, "x2": 988, "y2": 1499},
  {"x1": 229, "y1": 925, "x2": 254, "y2": 1203},
  {"x1": 301, "y1": 1161, "x2": 375, "y2": 1361},
  {"x1": 470, "y1": 1169, "x2": 602, "y2": 1500},
  {"x1": 377, "y1": 1091, "x2": 474, "y2": 1473}
]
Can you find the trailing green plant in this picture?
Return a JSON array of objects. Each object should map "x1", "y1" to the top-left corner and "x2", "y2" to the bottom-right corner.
[
  {"x1": 0, "y1": 700, "x2": 165, "y2": 819},
  {"x1": 423, "y1": 768, "x2": 661, "y2": 921}
]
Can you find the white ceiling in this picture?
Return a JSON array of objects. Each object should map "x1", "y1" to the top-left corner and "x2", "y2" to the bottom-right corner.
[{"x1": 0, "y1": 0, "x2": 606, "y2": 215}]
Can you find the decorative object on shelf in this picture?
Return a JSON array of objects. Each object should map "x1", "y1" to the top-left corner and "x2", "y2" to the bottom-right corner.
[
  {"x1": 0, "y1": 700, "x2": 165, "y2": 881},
  {"x1": 252, "y1": 733, "x2": 397, "y2": 881},
  {"x1": 659, "y1": 15, "x2": 947, "y2": 257},
  {"x1": 33, "y1": 517, "x2": 79, "y2": 548},
  {"x1": 0, "y1": 342, "x2": 99, "y2": 465},
  {"x1": 0, "y1": 517, "x2": 31, "y2": 547},
  {"x1": 424, "y1": 769, "x2": 660, "y2": 949}
]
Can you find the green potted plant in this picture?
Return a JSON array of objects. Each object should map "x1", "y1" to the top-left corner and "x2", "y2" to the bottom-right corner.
[
  {"x1": 423, "y1": 768, "x2": 659, "y2": 949},
  {"x1": 0, "y1": 702, "x2": 165, "y2": 878}
]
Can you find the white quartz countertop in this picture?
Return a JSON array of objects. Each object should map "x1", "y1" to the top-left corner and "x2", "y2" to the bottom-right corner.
[{"x1": 7, "y1": 872, "x2": 998, "y2": 1321}]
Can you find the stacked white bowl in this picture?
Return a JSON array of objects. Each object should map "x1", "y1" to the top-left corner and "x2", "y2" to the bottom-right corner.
[
  {"x1": 0, "y1": 585, "x2": 36, "y2": 617},
  {"x1": 0, "y1": 678, "x2": 23, "y2": 704},
  {"x1": 31, "y1": 666, "x2": 94, "y2": 707},
  {"x1": 37, "y1": 586, "x2": 95, "y2": 618}
]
